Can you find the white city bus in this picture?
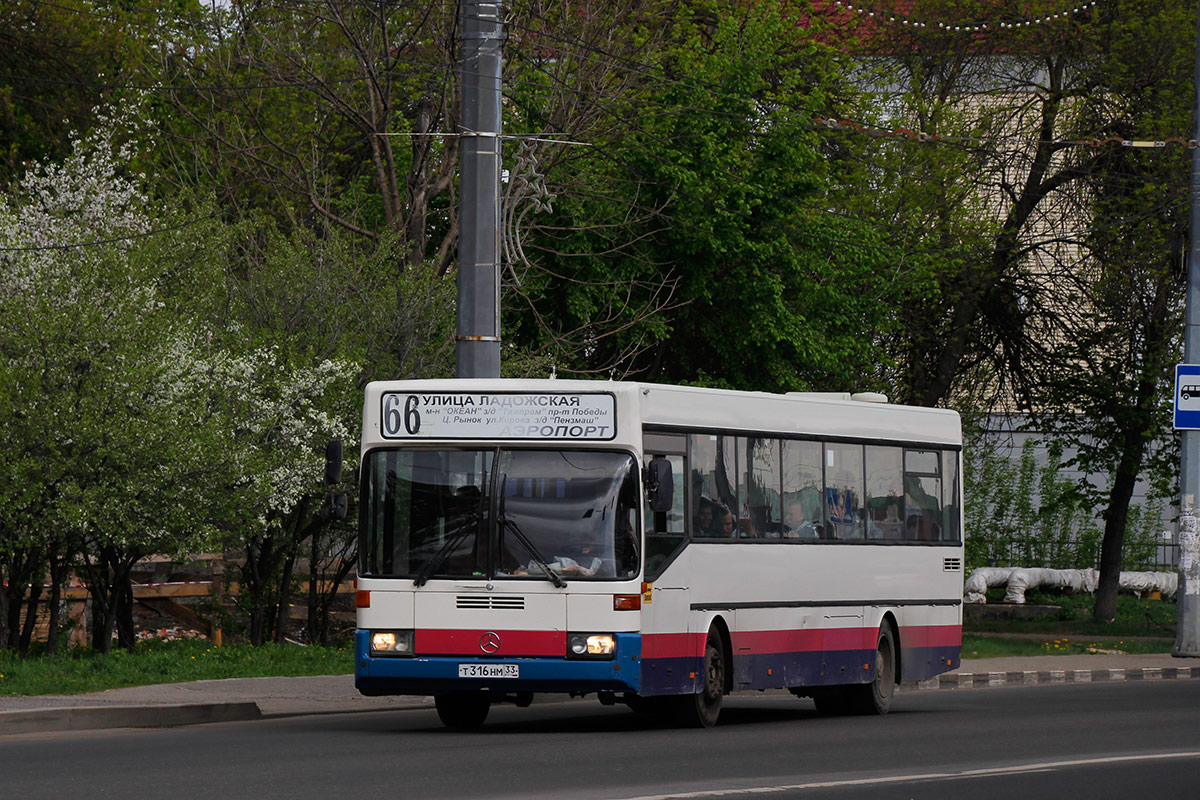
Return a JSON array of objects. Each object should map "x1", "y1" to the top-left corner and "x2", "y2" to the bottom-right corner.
[{"x1": 354, "y1": 379, "x2": 964, "y2": 728}]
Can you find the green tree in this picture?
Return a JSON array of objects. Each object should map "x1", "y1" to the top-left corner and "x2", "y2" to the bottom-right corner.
[
  {"x1": 155, "y1": 0, "x2": 461, "y2": 267},
  {"x1": 506, "y1": 0, "x2": 913, "y2": 389},
  {"x1": 0, "y1": 108, "x2": 231, "y2": 652},
  {"x1": 0, "y1": 0, "x2": 186, "y2": 186},
  {"x1": 1022, "y1": 0, "x2": 1190, "y2": 622}
]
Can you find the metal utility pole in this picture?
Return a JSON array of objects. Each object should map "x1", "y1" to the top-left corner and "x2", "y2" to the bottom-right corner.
[
  {"x1": 455, "y1": 0, "x2": 503, "y2": 378},
  {"x1": 1175, "y1": 3, "x2": 1200, "y2": 658}
]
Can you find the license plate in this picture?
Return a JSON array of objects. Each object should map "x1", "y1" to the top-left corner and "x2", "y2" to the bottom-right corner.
[{"x1": 458, "y1": 663, "x2": 519, "y2": 679}]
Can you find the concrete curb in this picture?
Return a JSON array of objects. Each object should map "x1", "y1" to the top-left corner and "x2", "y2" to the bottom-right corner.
[
  {"x1": 0, "y1": 702, "x2": 262, "y2": 735},
  {"x1": 904, "y1": 666, "x2": 1199, "y2": 691}
]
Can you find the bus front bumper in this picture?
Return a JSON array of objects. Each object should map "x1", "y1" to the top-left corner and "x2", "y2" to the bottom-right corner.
[{"x1": 353, "y1": 630, "x2": 642, "y2": 696}]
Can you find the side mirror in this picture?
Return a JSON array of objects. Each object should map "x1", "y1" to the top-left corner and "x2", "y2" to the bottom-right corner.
[
  {"x1": 321, "y1": 440, "x2": 348, "y2": 521},
  {"x1": 320, "y1": 492, "x2": 348, "y2": 522},
  {"x1": 324, "y1": 439, "x2": 343, "y2": 486},
  {"x1": 644, "y1": 458, "x2": 674, "y2": 513}
]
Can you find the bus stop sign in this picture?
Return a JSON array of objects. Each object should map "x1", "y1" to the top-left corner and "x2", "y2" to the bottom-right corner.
[{"x1": 1175, "y1": 364, "x2": 1200, "y2": 429}]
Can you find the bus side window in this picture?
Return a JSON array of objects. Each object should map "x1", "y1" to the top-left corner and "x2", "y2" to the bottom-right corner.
[
  {"x1": 942, "y1": 450, "x2": 961, "y2": 542},
  {"x1": 644, "y1": 454, "x2": 686, "y2": 579}
]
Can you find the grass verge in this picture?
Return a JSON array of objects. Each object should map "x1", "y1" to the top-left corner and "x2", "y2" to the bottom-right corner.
[
  {"x1": 962, "y1": 590, "x2": 1176, "y2": 659},
  {"x1": 966, "y1": 589, "x2": 1177, "y2": 639},
  {"x1": 0, "y1": 639, "x2": 353, "y2": 697},
  {"x1": 962, "y1": 633, "x2": 1173, "y2": 660}
]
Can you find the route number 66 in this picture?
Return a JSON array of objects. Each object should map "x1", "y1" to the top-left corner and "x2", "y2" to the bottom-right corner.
[{"x1": 383, "y1": 394, "x2": 421, "y2": 436}]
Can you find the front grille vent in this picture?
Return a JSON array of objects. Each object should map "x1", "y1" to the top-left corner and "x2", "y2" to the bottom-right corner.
[
  {"x1": 943, "y1": 557, "x2": 963, "y2": 572},
  {"x1": 456, "y1": 595, "x2": 525, "y2": 610}
]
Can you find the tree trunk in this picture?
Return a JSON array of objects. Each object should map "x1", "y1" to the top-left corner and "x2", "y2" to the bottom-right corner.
[
  {"x1": 242, "y1": 533, "x2": 278, "y2": 646},
  {"x1": 273, "y1": 549, "x2": 297, "y2": 645},
  {"x1": 44, "y1": 547, "x2": 71, "y2": 655},
  {"x1": 18, "y1": 583, "x2": 42, "y2": 656},
  {"x1": 83, "y1": 546, "x2": 141, "y2": 653},
  {"x1": 0, "y1": 567, "x2": 7, "y2": 651},
  {"x1": 115, "y1": 578, "x2": 137, "y2": 651},
  {"x1": 45, "y1": 578, "x2": 62, "y2": 656},
  {"x1": 5, "y1": 585, "x2": 24, "y2": 652},
  {"x1": 1, "y1": 547, "x2": 43, "y2": 653},
  {"x1": 249, "y1": 603, "x2": 268, "y2": 647},
  {"x1": 307, "y1": 531, "x2": 321, "y2": 645},
  {"x1": 91, "y1": 597, "x2": 117, "y2": 653},
  {"x1": 1091, "y1": 414, "x2": 1153, "y2": 622}
]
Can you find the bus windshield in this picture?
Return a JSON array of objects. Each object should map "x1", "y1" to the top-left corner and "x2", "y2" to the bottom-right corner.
[{"x1": 360, "y1": 448, "x2": 640, "y2": 582}]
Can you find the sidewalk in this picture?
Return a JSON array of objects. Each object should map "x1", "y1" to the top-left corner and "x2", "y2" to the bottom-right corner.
[
  {"x1": 0, "y1": 674, "x2": 430, "y2": 735},
  {"x1": 2, "y1": 653, "x2": 1197, "y2": 736}
]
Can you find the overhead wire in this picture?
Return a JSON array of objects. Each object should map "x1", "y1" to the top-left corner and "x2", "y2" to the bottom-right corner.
[{"x1": 0, "y1": 210, "x2": 225, "y2": 253}]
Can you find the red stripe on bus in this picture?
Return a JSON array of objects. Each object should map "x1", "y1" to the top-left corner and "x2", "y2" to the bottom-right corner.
[
  {"x1": 730, "y1": 627, "x2": 878, "y2": 653},
  {"x1": 641, "y1": 632, "x2": 705, "y2": 659},
  {"x1": 721, "y1": 624, "x2": 961, "y2": 656},
  {"x1": 416, "y1": 629, "x2": 566, "y2": 657},
  {"x1": 897, "y1": 624, "x2": 962, "y2": 648}
]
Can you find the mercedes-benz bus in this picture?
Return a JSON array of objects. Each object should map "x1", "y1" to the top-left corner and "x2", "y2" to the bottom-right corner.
[{"x1": 354, "y1": 379, "x2": 963, "y2": 728}]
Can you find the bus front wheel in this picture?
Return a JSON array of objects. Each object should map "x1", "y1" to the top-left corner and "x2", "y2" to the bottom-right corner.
[
  {"x1": 674, "y1": 629, "x2": 725, "y2": 728},
  {"x1": 434, "y1": 691, "x2": 490, "y2": 730}
]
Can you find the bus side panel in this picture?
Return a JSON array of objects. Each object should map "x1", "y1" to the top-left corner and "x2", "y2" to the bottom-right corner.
[
  {"x1": 896, "y1": 614, "x2": 963, "y2": 682},
  {"x1": 638, "y1": 576, "x2": 702, "y2": 695},
  {"x1": 720, "y1": 615, "x2": 962, "y2": 691},
  {"x1": 729, "y1": 612, "x2": 874, "y2": 690},
  {"x1": 680, "y1": 544, "x2": 964, "y2": 693},
  {"x1": 639, "y1": 631, "x2": 704, "y2": 695}
]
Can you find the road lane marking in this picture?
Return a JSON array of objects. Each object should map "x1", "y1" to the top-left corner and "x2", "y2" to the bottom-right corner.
[{"x1": 610, "y1": 750, "x2": 1200, "y2": 800}]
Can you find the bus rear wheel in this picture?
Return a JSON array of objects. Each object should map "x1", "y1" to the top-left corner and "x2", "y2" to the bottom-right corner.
[
  {"x1": 434, "y1": 691, "x2": 490, "y2": 730},
  {"x1": 674, "y1": 629, "x2": 725, "y2": 728},
  {"x1": 847, "y1": 624, "x2": 896, "y2": 716}
]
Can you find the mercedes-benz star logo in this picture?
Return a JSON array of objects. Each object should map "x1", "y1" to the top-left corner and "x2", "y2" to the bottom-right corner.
[{"x1": 479, "y1": 631, "x2": 502, "y2": 654}]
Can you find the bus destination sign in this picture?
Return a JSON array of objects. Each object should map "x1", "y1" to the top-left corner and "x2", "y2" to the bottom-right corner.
[{"x1": 379, "y1": 392, "x2": 617, "y2": 440}]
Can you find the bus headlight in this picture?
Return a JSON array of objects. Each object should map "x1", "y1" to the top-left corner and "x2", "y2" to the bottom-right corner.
[
  {"x1": 370, "y1": 629, "x2": 415, "y2": 656},
  {"x1": 566, "y1": 633, "x2": 615, "y2": 660}
]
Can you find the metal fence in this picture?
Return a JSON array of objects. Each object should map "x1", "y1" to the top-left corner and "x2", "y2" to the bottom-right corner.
[{"x1": 967, "y1": 537, "x2": 1179, "y2": 574}]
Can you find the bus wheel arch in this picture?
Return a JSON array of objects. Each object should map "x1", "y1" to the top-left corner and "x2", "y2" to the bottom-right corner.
[
  {"x1": 881, "y1": 612, "x2": 901, "y2": 684},
  {"x1": 848, "y1": 617, "x2": 898, "y2": 716},
  {"x1": 709, "y1": 615, "x2": 734, "y2": 695},
  {"x1": 673, "y1": 617, "x2": 730, "y2": 728}
]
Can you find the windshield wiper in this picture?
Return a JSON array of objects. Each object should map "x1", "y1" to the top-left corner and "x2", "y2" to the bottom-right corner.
[
  {"x1": 412, "y1": 516, "x2": 477, "y2": 587},
  {"x1": 499, "y1": 475, "x2": 566, "y2": 588},
  {"x1": 501, "y1": 516, "x2": 567, "y2": 588}
]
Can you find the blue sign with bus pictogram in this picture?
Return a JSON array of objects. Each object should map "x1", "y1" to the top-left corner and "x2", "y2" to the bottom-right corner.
[{"x1": 1175, "y1": 364, "x2": 1200, "y2": 429}]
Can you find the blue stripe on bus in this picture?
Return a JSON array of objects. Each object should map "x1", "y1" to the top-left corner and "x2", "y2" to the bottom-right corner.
[
  {"x1": 898, "y1": 645, "x2": 963, "y2": 682},
  {"x1": 639, "y1": 644, "x2": 962, "y2": 696}
]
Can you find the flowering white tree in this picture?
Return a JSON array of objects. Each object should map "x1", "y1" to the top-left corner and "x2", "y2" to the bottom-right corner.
[
  {"x1": 161, "y1": 341, "x2": 358, "y2": 644},
  {"x1": 0, "y1": 106, "x2": 203, "y2": 651},
  {"x1": 0, "y1": 106, "x2": 360, "y2": 651}
]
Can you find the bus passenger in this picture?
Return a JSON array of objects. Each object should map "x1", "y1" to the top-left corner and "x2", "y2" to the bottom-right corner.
[
  {"x1": 693, "y1": 497, "x2": 718, "y2": 537},
  {"x1": 714, "y1": 506, "x2": 736, "y2": 537},
  {"x1": 783, "y1": 501, "x2": 819, "y2": 538}
]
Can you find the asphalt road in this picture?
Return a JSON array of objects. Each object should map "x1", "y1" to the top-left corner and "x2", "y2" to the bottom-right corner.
[{"x1": 3, "y1": 681, "x2": 1198, "y2": 800}]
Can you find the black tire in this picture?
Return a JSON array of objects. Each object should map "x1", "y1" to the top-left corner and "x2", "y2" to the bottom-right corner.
[
  {"x1": 847, "y1": 624, "x2": 897, "y2": 716},
  {"x1": 674, "y1": 629, "x2": 725, "y2": 728},
  {"x1": 434, "y1": 691, "x2": 490, "y2": 730}
]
